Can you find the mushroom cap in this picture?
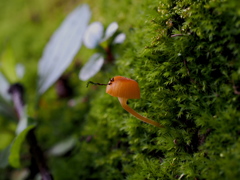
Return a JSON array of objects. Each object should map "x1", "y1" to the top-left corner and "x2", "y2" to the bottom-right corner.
[{"x1": 106, "y1": 76, "x2": 140, "y2": 99}]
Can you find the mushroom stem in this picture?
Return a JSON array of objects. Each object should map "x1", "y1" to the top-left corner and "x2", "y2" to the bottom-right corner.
[{"x1": 118, "y1": 97, "x2": 163, "y2": 128}]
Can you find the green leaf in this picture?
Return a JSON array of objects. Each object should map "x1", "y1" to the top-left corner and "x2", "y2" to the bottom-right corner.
[
  {"x1": 8, "y1": 125, "x2": 35, "y2": 168},
  {"x1": 0, "y1": 45, "x2": 18, "y2": 82},
  {"x1": 0, "y1": 131, "x2": 14, "y2": 150}
]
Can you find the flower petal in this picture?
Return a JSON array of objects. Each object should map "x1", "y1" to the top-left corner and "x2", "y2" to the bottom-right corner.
[
  {"x1": 79, "y1": 53, "x2": 104, "y2": 81},
  {"x1": 83, "y1": 22, "x2": 104, "y2": 49},
  {"x1": 101, "y1": 22, "x2": 118, "y2": 42},
  {"x1": 38, "y1": 4, "x2": 91, "y2": 95},
  {"x1": 16, "y1": 63, "x2": 25, "y2": 79},
  {"x1": 113, "y1": 33, "x2": 126, "y2": 44}
]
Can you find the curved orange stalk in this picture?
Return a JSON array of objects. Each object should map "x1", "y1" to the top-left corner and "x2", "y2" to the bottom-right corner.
[{"x1": 118, "y1": 97, "x2": 163, "y2": 128}]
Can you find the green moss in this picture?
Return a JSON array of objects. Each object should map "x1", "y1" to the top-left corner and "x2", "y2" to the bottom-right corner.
[{"x1": 75, "y1": 0, "x2": 240, "y2": 179}]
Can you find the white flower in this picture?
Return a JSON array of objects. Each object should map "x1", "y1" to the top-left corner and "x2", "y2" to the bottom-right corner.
[
  {"x1": 79, "y1": 53, "x2": 104, "y2": 81},
  {"x1": 101, "y1": 22, "x2": 118, "y2": 42},
  {"x1": 83, "y1": 22, "x2": 103, "y2": 49},
  {"x1": 113, "y1": 33, "x2": 126, "y2": 44},
  {"x1": 16, "y1": 63, "x2": 25, "y2": 79},
  {"x1": 83, "y1": 22, "x2": 125, "y2": 49},
  {"x1": 80, "y1": 22, "x2": 126, "y2": 81}
]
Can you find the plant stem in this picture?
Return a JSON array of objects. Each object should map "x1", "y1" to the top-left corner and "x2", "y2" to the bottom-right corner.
[
  {"x1": 27, "y1": 129, "x2": 53, "y2": 180},
  {"x1": 8, "y1": 83, "x2": 25, "y2": 119},
  {"x1": 8, "y1": 83, "x2": 53, "y2": 180}
]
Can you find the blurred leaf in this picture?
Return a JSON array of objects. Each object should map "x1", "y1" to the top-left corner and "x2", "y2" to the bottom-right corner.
[
  {"x1": 16, "y1": 115, "x2": 28, "y2": 135},
  {"x1": 9, "y1": 124, "x2": 35, "y2": 168},
  {"x1": 0, "y1": 131, "x2": 14, "y2": 150},
  {"x1": 79, "y1": 53, "x2": 104, "y2": 81},
  {"x1": 0, "y1": 73, "x2": 16, "y2": 119},
  {"x1": 15, "y1": 63, "x2": 25, "y2": 79},
  {"x1": 0, "y1": 72, "x2": 11, "y2": 101},
  {"x1": 10, "y1": 168, "x2": 29, "y2": 180},
  {"x1": 113, "y1": 33, "x2": 126, "y2": 44},
  {"x1": 15, "y1": 116, "x2": 37, "y2": 135},
  {"x1": 47, "y1": 137, "x2": 77, "y2": 156},
  {"x1": 38, "y1": 4, "x2": 91, "y2": 95},
  {"x1": 0, "y1": 45, "x2": 17, "y2": 82},
  {"x1": 83, "y1": 22, "x2": 104, "y2": 49},
  {"x1": 101, "y1": 22, "x2": 118, "y2": 42},
  {"x1": 0, "y1": 99, "x2": 16, "y2": 120},
  {"x1": 0, "y1": 145, "x2": 11, "y2": 168}
]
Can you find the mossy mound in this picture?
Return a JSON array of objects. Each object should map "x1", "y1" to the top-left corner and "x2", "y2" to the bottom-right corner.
[{"x1": 58, "y1": 0, "x2": 240, "y2": 179}]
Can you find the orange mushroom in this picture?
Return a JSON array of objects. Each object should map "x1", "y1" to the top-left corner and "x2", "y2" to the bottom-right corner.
[{"x1": 106, "y1": 76, "x2": 163, "y2": 128}]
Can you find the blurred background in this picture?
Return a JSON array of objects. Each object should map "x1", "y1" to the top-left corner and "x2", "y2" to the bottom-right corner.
[{"x1": 0, "y1": 0, "x2": 130, "y2": 179}]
